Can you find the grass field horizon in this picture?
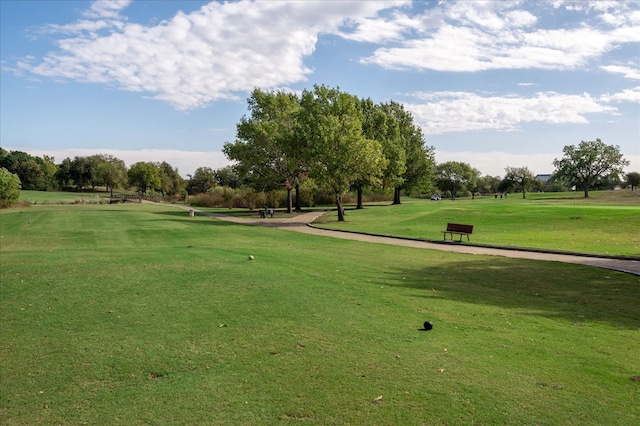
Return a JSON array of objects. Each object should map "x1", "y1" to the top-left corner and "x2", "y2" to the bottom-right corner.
[{"x1": 2, "y1": 193, "x2": 639, "y2": 424}]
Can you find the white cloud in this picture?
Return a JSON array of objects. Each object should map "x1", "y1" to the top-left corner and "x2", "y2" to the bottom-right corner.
[
  {"x1": 600, "y1": 86, "x2": 640, "y2": 103},
  {"x1": 83, "y1": 0, "x2": 132, "y2": 20},
  {"x1": 15, "y1": 1, "x2": 400, "y2": 110},
  {"x1": 361, "y1": 1, "x2": 638, "y2": 72},
  {"x1": 600, "y1": 65, "x2": 640, "y2": 80},
  {"x1": 405, "y1": 91, "x2": 617, "y2": 135}
]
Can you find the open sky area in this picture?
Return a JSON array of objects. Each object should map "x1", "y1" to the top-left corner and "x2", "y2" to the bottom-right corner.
[{"x1": 1, "y1": 0, "x2": 639, "y2": 178}]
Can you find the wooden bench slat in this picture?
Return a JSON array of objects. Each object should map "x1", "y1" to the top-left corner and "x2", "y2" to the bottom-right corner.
[{"x1": 442, "y1": 223, "x2": 473, "y2": 242}]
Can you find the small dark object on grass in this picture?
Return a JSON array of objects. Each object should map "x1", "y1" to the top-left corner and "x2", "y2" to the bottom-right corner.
[{"x1": 423, "y1": 321, "x2": 433, "y2": 331}]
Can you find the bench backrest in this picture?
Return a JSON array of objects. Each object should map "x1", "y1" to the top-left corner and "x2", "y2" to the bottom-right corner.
[{"x1": 446, "y1": 223, "x2": 473, "y2": 234}]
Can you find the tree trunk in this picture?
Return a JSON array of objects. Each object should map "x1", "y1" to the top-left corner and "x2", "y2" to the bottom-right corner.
[
  {"x1": 294, "y1": 183, "x2": 302, "y2": 212},
  {"x1": 336, "y1": 195, "x2": 345, "y2": 221},
  {"x1": 522, "y1": 188, "x2": 526, "y2": 199},
  {"x1": 583, "y1": 182, "x2": 589, "y2": 198},
  {"x1": 286, "y1": 187, "x2": 293, "y2": 213},
  {"x1": 356, "y1": 187, "x2": 363, "y2": 209},
  {"x1": 392, "y1": 186, "x2": 401, "y2": 205}
]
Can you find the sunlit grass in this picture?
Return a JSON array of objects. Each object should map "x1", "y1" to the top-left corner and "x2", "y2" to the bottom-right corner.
[
  {"x1": 314, "y1": 190, "x2": 640, "y2": 257},
  {"x1": 1, "y1": 202, "x2": 638, "y2": 424}
]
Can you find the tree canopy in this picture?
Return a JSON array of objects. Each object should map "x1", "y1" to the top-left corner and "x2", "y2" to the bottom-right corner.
[
  {"x1": 625, "y1": 172, "x2": 639, "y2": 191},
  {"x1": 503, "y1": 166, "x2": 536, "y2": 199},
  {"x1": 381, "y1": 101, "x2": 435, "y2": 204},
  {"x1": 299, "y1": 85, "x2": 387, "y2": 221},
  {"x1": 435, "y1": 161, "x2": 479, "y2": 199},
  {"x1": 128, "y1": 162, "x2": 161, "y2": 194},
  {"x1": 552, "y1": 139, "x2": 629, "y2": 198},
  {"x1": 224, "y1": 88, "x2": 305, "y2": 213}
]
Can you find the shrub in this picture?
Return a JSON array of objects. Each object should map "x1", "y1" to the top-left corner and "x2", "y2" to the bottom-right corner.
[{"x1": 0, "y1": 168, "x2": 21, "y2": 208}]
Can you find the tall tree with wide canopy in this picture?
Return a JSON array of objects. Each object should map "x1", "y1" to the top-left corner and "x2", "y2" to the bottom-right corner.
[
  {"x1": 186, "y1": 167, "x2": 217, "y2": 194},
  {"x1": 381, "y1": 101, "x2": 435, "y2": 204},
  {"x1": 435, "y1": 161, "x2": 479, "y2": 199},
  {"x1": 95, "y1": 154, "x2": 127, "y2": 196},
  {"x1": 503, "y1": 166, "x2": 536, "y2": 199},
  {"x1": 299, "y1": 85, "x2": 386, "y2": 221},
  {"x1": 552, "y1": 139, "x2": 629, "y2": 198},
  {"x1": 357, "y1": 98, "x2": 405, "y2": 209},
  {"x1": 156, "y1": 161, "x2": 185, "y2": 196},
  {"x1": 224, "y1": 89, "x2": 307, "y2": 213},
  {"x1": 626, "y1": 171, "x2": 640, "y2": 191},
  {"x1": 128, "y1": 162, "x2": 160, "y2": 194},
  {"x1": 0, "y1": 150, "x2": 45, "y2": 191}
]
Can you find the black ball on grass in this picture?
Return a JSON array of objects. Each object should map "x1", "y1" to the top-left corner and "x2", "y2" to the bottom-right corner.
[{"x1": 423, "y1": 321, "x2": 433, "y2": 330}]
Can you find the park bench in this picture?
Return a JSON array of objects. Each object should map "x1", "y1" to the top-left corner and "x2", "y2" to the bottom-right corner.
[{"x1": 442, "y1": 223, "x2": 473, "y2": 242}]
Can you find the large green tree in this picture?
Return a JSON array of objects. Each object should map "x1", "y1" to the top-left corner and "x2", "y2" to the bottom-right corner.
[
  {"x1": 626, "y1": 171, "x2": 640, "y2": 191},
  {"x1": 503, "y1": 166, "x2": 536, "y2": 199},
  {"x1": 69, "y1": 156, "x2": 92, "y2": 191},
  {"x1": 552, "y1": 139, "x2": 629, "y2": 198},
  {"x1": 186, "y1": 167, "x2": 217, "y2": 195},
  {"x1": 357, "y1": 98, "x2": 405, "y2": 209},
  {"x1": 381, "y1": 101, "x2": 435, "y2": 204},
  {"x1": 299, "y1": 85, "x2": 386, "y2": 221},
  {"x1": 128, "y1": 162, "x2": 161, "y2": 194},
  {"x1": 96, "y1": 155, "x2": 128, "y2": 196},
  {"x1": 0, "y1": 150, "x2": 46, "y2": 191},
  {"x1": 157, "y1": 161, "x2": 185, "y2": 196},
  {"x1": 224, "y1": 89, "x2": 306, "y2": 213},
  {"x1": 475, "y1": 175, "x2": 502, "y2": 195},
  {"x1": 215, "y1": 166, "x2": 243, "y2": 189},
  {"x1": 435, "y1": 161, "x2": 479, "y2": 199}
]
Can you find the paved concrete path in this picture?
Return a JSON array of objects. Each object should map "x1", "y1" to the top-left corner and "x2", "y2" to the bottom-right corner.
[{"x1": 182, "y1": 207, "x2": 640, "y2": 276}]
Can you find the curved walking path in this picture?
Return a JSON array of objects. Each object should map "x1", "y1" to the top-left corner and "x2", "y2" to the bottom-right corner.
[{"x1": 183, "y1": 207, "x2": 640, "y2": 276}]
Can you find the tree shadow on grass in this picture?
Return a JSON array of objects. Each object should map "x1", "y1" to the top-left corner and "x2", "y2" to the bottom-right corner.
[{"x1": 385, "y1": 257, "x2": 640, "y2": 330}]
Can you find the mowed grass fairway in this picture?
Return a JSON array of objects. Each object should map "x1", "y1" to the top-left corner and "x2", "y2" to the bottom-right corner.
[
  {"x1": 1, "y1": 201, "x2": 639, "y2": 424},
  {"x1": 315, "y1": 191, "x2": 640, "y2": 258}
]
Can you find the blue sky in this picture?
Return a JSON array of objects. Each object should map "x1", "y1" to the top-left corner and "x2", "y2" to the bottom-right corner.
[{"x1": 1, "y1": 0, "x2": 639, "y2": 178}]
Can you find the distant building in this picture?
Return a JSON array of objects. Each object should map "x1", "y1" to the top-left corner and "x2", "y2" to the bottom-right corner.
[{"x1": 535, "y1": 174, "x2": 552, "y2": 182}]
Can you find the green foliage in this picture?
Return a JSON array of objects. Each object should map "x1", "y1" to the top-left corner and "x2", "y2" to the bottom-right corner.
[
  {"x1": 96, "y1": 154, "x2": 128, "y2": 195},
  {"x1": 128, "y1": 161, "x2": 161, "y2": 194},
  {"x1": 158, "y1": 161, "x2": 186, "y2": 196},
  {"x1": 1, "y1": 204, "x2": 638, "y2": 424},
  {"x1": 435, "y1": 161, "x2": 479, "y2": 198},
  {"x1": 300, "y1": 85, "x2": 387, "y2": 221},
  {"x1": 504, "y1": 166, "x2": 536, "y2": 198},
  {"x1": 476, "y1": 174, "x2": 502, "y2": 194},
  {"x1": 224, "y1": 88, "x2": 304, "y2": 212},
  {"x1": 186, "y1": 166, "x2": 217, "y2": 194},
  {"x1": 381, "y1": 101, "x2": 436, "y2": 204},
  {"x1": 625, "y1": 171, "x2": 640, "y2": 190},
  {"x1": 215, "y1": 165, "x2": 243, "y2": 189},
  {"x1": 552, "y1": 139, "x2": 630, "y2": 198},
  {"x1": 0, "y1": 149, "x2": 56, "y2": 191},
  {"x1": 0, "y1": 168, "x2": 21, "y2": 207}
]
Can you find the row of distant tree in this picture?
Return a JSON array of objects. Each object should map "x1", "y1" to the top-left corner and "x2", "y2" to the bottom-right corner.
[{"x1": 1, "y1": 86, "x2": 638, "y2": 213}]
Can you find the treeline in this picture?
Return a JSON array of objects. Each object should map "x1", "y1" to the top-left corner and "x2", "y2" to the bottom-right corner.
[{"x1": 2, "y1": 86, "x2": 637, "y2": 211}]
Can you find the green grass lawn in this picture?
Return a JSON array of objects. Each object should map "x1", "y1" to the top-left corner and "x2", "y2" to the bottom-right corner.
[
  {"x1": 1, "y1": 202, "x2": 639, "y2": 425},
  {"x1": 314, "y1": 190, "x2": 640, "y2": 258}
]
